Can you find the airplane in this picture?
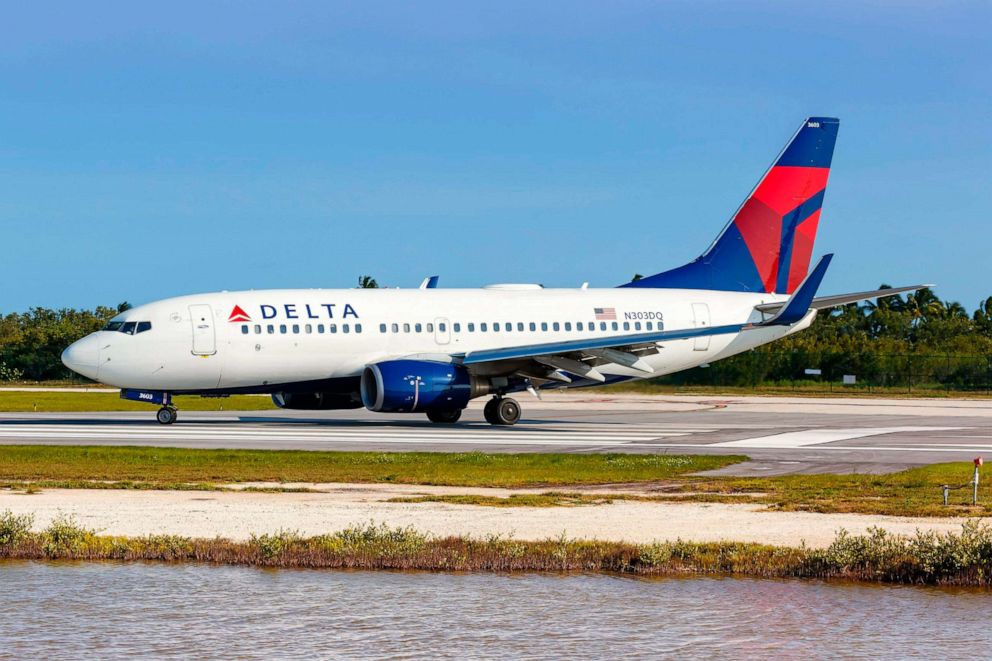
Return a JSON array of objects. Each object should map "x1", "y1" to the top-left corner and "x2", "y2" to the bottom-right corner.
[{"x1": 61, "y1": 117, "x2": 929, "y2": 426}]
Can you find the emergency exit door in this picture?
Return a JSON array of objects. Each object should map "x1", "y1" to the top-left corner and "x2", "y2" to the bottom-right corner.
[{"x1": 189, "y1": 304, "x2": 216, "y2": 355}]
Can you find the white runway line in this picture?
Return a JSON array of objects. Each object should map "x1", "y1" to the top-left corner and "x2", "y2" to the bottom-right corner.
[{"x1": 710, "y1": 427, "x2": 961, "y2": 449}]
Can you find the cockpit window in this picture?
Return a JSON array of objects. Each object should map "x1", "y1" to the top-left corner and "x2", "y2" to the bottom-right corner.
[
  {"x1": 136, "y1": 321, "x2": 152, "y2": 334},
  {"x1": 120, "y1": 321, "x2": 137, "y2": 334},
  {"x1": 103, "y1": 321, "x2": 124, "y2": 331}
]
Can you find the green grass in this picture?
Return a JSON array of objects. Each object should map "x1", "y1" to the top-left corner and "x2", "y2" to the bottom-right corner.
[
  {"x1": 681, "y1": 462, "x2": 992, "y2": 517},
  {"x1": 0, "y1": 391, "x2": 276, "y2": 412},
  {"x1": 388, "y1": 492, "x2": 623, "y2": 507},
  {"x1": 596, "y1": 381, "x2": 992, "y2": 399},
  {"x1": 0, "y1": 445, "x2": 741, "y2": 487}
]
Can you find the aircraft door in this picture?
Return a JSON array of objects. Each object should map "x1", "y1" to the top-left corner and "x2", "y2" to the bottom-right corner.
[
  {"x1": 434, "y1": 317, "x2": 451, "y2": 345},
  {"x1": 189, "y1": 304, "x2": 217, "y2": 355},
  {"x1": 691, "y1": 303, "x2": 710, "y2": 351}
]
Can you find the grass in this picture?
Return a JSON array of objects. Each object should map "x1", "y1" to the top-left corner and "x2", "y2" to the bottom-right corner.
[
  {"x1": 2, "y1": 513, "x2": 991, "y2": 586},
  {"x1": 0, "y1": 391, "x2": 276, "y2": 412},
  {"x1": 388, "y1": 492, "x2": 624, "y2": 507},
  {"x1": 0, "y1": 445, "x2": 741, "y2": 487}
]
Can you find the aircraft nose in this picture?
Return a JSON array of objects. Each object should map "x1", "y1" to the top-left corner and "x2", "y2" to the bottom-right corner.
[{"x1": 61, "y1": 335, "x2": 100, "y2": 379}]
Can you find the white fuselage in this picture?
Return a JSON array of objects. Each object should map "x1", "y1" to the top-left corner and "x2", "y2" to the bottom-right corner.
[{"x1": 62, "y1": 285, "x2": 811, "y2": 393}]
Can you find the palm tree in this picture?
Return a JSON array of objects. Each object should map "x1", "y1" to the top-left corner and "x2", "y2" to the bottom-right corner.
[{"x1": 357, "y1": 275, "x2": 379, "y2": 289}]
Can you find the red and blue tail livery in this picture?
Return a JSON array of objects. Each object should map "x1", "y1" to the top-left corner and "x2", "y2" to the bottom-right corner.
[{"x1": 622, "y1": 117, "x2": 839, "y2": 294}]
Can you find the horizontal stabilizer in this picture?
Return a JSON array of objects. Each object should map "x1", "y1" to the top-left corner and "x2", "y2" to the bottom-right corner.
[
  {"x1": 755, "y1": 283, "x2": 934, "y2": 314},
  {"x1": 756, "y1": 254, "x2": 832, "y2": 326}
]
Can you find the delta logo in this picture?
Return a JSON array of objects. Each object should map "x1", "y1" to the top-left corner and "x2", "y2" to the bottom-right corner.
[
  {"x1": 228, "y1": 305, "x2": 252, "y2": 323},
  {"x1": 228, "y1": 303, "x2": 359, "y2": 322}
]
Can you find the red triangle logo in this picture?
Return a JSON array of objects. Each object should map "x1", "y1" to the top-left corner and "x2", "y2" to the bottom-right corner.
[{"x1": 228, "y1": 305, "x2": 251, "y2": 322}]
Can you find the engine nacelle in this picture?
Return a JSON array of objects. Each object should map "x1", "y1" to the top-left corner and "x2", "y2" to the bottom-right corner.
[
  {"x1": 272, "y1": 391, "x2": 363, "y2": 410},
  {"x1": 361, "y1": 360, "x2": 487, "y2": 413}
]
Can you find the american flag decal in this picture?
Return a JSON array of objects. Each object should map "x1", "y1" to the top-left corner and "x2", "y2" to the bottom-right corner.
[{"x1": 594, "y1": 307, "x2": 616, "y2": 320}]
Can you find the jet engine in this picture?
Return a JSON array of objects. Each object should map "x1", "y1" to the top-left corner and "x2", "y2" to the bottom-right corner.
[{"x1": 360, "y1": 360, "x2": 489, "y2": 413}]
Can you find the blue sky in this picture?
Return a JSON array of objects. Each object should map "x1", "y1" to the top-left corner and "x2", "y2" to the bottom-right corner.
[{"x1": 1, "y1": 1, "x2": 989, "y2": 312}]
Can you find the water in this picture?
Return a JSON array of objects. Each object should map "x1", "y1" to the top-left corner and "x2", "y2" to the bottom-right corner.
[{"x1": 1, "y1": 562, "x2": 990, "y2": 659}]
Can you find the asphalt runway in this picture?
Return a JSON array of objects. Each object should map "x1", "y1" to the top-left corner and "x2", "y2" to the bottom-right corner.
[{"x1": 1, "y1": 394, "x2": 990, "y2": 475}]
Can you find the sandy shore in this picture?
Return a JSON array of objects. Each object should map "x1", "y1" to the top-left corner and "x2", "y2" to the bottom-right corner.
[{"x1": 0, "y1": 483, "x2": 971, "y2": 548}]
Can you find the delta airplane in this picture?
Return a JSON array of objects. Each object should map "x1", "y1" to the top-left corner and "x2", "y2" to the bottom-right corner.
[{"x1": 62, "y1": 117, "x2": 927, "y2": 425}]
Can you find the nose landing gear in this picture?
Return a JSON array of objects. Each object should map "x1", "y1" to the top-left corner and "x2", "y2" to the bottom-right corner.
[
  {"x1": 156, "y1": 406, "x2": 178, "y2": 425},
  {"x1": 483, "y1": 396, "x2": 521, "y2": 426}
]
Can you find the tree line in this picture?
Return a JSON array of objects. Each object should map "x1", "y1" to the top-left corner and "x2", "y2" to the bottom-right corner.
[{"x1": 1, "y1": 286, "x2": 991, "y2": 384}]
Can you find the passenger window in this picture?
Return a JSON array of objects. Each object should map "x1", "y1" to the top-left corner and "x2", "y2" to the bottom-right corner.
[
  {"x1": 635, "y1": 322, "x2": 642, "y2": 331},
  {"x1": 241, "y1": 325, "x2": 249, "y2": 335},
  {"x1": 505, "y1": 323, "x2": 511, "y2": 332},
  {"x1": 136, "y1": 321, "x2": 152, "y2": 334},
  {"x1": 305, "y1": 324, "x2": 312, "y2": 334},
  {"x1": 552, "y1": 322, "x2": 560, "y2": 331},
  {"x1": 330, "y1": 324, "x2": 338, "y2": 334},
  {"x1": 454, "y1": 323, "x2": 461, "y2": 332},
  {"x1": 516, "y1": 322, "x2": 523, "y2": 331},
  {"x1": 379, "y1": 323, "x2": 387, "y2": 333},
  {"x1": 103, "y1": 321, "x2": 124, "y2": 332},
  {"x1": 529, "y1": 322, "x2": 536, "y2": 331},
  {"x1": 355, "y1": 324, "x2": 362, "y2": 333},
  {"x1": 646, "y1": 321, "x2": 653, "y2": 331},
  {"x1": 254, "y1": 324, "x2": 261, "y2": 334},
  {"x1": 493, "y1": 323, "x2": 500, "y2": 332},
  {"x1": 427, "y1": 323, "x2": 434, "y2": 333},
  {"x1": 564, "y1": 322, "x2": 572, "y2": 331},
  {"x1": 541, "y1": 322, "x2": 548, "y2": 331},
  {"x1": 590, "y1": 321, "x2": 596, "y2": 331},
  {"x1": 612, "y1": 322, "x2": 619, "y2": 331},
  {"x1": 415, "y1": 323, "x2": 423, "y2": 333},
  {"x1": 439, "y1": 323, "x2": 447, "y2": 332},
  {"x1": 343, "y1": 324, "x2": 350, "y2": 333},
  {"x1": 623, "y1": 322, "x2": 630, "y2": 331},
  {"x1": 576, "y1": 322, "x2": 583, "y2": 331},
  {"x1": 267, "y1": 325, "x2": 275, "y2": 334},
  {"x1": 600, "y1": 322, "x2": 607, "y2": 331},
  {"x1": 391, "y1": 323, "x2": 399, "y2": 333},
  {"x1": 292, "y1": 324, "x2": 300, "y2": 334},
  {"x1": 480, "y1": 323, "x2": 488, "y2": 332},
  {"x1": 318, "y1": 324, "x2": 325, "y2": 333},
  {"x1": 403, "y1": 323, "x2": 411, "y2": 333},
  {"x1": 468, "y1": 323, "x2": 475, "y2": 332},
  {"x1": 280, "y1": 324, "x2": 287, "y2": 334},
  {"x1": 120, "y1": 321, "x2": 137, "y2": 334}
]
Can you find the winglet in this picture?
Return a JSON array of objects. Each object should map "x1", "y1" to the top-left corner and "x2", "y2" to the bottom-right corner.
[{"x1": 759, "y1": 254, "x2": 833, "y2": 326}]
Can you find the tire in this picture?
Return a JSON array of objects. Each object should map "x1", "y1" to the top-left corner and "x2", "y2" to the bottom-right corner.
[
  {"x1": 494, "y1": 397, "x2": 521, "y2": 426},
  {"x1": 156, "y1": 407, "x2": 177, "y2": 425},
  {"x1": 427, "y1": 408, "x2": 462, "y2": 424},
  {"x1": 483, "y1": 398, "x2": 499, "y2": 425}
]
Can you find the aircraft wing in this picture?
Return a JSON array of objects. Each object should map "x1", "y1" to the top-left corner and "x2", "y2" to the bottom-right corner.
[{"x1": 457, "y1": 255, "x2": 835, "y2": 384}]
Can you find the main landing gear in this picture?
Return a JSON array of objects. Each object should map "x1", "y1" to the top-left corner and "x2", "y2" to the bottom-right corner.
[
  {"x1": 156, "y1": 406, "x2": 178, "y2": 425},
  {"x1": 483, "y1": 396, "x2": 521, "y2": 426}
]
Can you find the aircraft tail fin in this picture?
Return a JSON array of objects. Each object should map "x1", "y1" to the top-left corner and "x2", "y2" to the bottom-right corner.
[{"x1": 621, "y1": 117, "x2": 839, "y2": 294}]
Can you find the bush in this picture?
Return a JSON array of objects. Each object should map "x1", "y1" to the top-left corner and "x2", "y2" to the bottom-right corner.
[
  {"x1": 0, "y1": 510, "x2": 34, "y2": 546},
  {"x1": 42, "y1": 513, "x2": 96, "y2": 557}
]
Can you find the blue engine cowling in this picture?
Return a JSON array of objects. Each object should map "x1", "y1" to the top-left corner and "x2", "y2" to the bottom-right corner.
[{"x1": 361, "y1": 360, "x2": 482, "y2": 413}]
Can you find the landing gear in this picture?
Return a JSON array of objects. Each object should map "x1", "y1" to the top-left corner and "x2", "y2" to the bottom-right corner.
[
  {"x1": 156, "y1": 406, "x2": 178, "y2": 425},
  {"x1": 426, "y1": 408, "x2": 462, "y2": 424},
  {"x1": 484, "y1": 396, "x2": 521, "y2": 426}
]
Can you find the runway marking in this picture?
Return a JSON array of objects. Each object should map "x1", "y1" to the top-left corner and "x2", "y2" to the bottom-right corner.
[{"x1": 710, "y1": 427, "x2": 961, "y2": 449}]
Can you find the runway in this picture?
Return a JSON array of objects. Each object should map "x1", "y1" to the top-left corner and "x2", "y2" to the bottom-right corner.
[{"x1": 1, "y1": 394, "x2": 990, "y2": 474}]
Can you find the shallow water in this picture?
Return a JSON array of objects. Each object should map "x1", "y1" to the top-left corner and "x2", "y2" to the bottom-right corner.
[{"x1": 1, "y1": 562, "x2": 990, "y2": 659}]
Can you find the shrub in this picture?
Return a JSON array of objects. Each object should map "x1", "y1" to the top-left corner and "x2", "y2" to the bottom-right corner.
[
  {"x1": 0, "y1": 510, "x2": 34, "y2": 546},
  {"x1": 42, "y1": 513, "x2": 96, "y2": 557}
]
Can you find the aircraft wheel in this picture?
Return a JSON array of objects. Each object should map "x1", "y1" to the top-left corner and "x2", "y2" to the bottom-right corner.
[
  {"x1": 427, "y1": 408, "x2": 462, "y2": 424},
  {"x1": 493, "y1": 397, "x2": 521, "y2": 426},
  {"x1": 156, "y1": 407, "x2": 177, "y2": 425}
]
